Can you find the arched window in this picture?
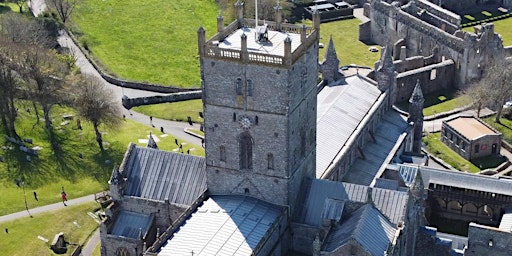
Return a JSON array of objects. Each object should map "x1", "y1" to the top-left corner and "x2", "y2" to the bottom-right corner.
[
  {"x1": 220, "y1": 145, "x2": 226, "y2": 162},
  {"x1": 236, "y1": 78, "x2": 243, "y2": 95},
  {"x1": 239, "y1": 132, "x2": 253, "y2": 169},
  {"x1": 247, "y1": 79, "x2": 253, "y2": 96},
  {"x1": 267, "y1": 153, "x2": 274, "y2": 170}
]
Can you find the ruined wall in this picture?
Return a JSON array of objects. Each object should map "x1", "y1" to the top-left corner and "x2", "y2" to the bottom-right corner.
[
  {"x1": 466, "y1": 223, "x2": 512, "y2": 256},
  {"x1": 367, "y1": 0, "x2": 506, "y2": 88},
  {"x1": 395, "y1": 60, "x2": 455, "y2": 102},
  {"x1": 414, "y1": 226, "x2": 454, "y2": 256}
]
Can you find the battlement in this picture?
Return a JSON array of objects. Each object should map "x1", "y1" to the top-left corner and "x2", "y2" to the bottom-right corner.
[{"x1": 198, "y1": 14, "x2": 319, "y2": 67}]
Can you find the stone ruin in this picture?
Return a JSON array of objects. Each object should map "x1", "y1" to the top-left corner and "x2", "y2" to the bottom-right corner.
[{"x1": 359, "y1": 0, "x2": 512, "y2": 103}]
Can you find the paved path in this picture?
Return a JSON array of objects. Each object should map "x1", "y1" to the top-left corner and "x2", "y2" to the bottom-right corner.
[{"x1": 0, "y1": 194, "x2": 95, "y2": 223}]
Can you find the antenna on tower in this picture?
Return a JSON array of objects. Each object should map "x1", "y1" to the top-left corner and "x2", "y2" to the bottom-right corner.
[{"x1": 255, "y1": 0, "x2": 258, "y2": 28}]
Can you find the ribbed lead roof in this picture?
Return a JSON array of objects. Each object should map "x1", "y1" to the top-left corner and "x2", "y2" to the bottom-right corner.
[
  {"x1": 316, "y1": 75, "x2": 382, "y2": 178},
  {"x1": 122, "y1": 145, "x2": 206, "y2": 205},
  {"x1": 419, "y1": 165, "x2": 512, "y2": 196},
  {"x1": 323, "y1": 204, "x2": 397, "y2": 255},
  {"x1": 158, "y1": 195, "x2": 283, "y2": 256},
  {"x1": 342, "y1": 110, "x2": 408, "y2": 185},
  {"x1": 303, "y1": 179, "x2": 408, "y2": 226}
]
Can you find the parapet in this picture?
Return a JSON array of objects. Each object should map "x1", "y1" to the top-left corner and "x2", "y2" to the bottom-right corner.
[{"x1": 198, "y1": 15, "x2": 320, "y2": 67}]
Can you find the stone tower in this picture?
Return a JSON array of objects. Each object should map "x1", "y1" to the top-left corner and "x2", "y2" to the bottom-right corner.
[
  {"x1": 375, "y1": 46, "x2": 397, "y2": 108},
  {"x1": 321, "y1": 36, "x2": 341, "y2": 84},
  {"x1": 408, "y1": 80, "x2": 424, "y2": 154},
  {"x1": 198, "y1": 4, "x2": 320, "y2": 216}
]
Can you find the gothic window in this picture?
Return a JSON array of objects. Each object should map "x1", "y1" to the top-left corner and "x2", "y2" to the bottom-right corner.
[
  {"x1": 239, "y1": 132, "x2": 253, "y2": 169},
  {"x1": 475, "y1": 144, "x2": 479, "y2": 153},
  {"x1": 255, "y1": 116, "x2": 259, "y2": 125},
  {"x1": 220, "y1": 145, "x2": 226, "y2": 162},
  {"x1": 236, "y1": 78, "x2": 243, "y2": 95},
  {"x1": 247, "y1": 79, "x2": 253, "y2": 96},
  {"x1": 116, "y1": 247, "x2": 130, "y2": 256},
  {"x1": 267, "y1": 153, "x2": 274, "y2": 170},
  {"x1": 233, "y1": 112, "x2": 237, "y2": 122}
]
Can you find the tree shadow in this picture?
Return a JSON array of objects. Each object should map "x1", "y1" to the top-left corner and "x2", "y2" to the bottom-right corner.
[{"x1": 0, "y1": 5, "x2": 11, "y2": 14}]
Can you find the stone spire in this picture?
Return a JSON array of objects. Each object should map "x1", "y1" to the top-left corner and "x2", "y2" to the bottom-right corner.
[
  {"x1": 376, "y1": 46, "x2": 397, "y2": 107},
  {"x1": 408, "y1": 80, "x2": 424, "y2": 154},
  {"x1": 321, "y1": 36, "x2": 341, "y2": 85},
  {"x1": 147, "y1": 132, "x2": 159, "y2": 149}
]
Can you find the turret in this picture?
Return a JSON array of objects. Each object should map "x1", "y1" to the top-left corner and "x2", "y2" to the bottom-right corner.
[
  {"x1": 321, "y1": 36, "x2": 341, "y2": 85},
  {"x1": 408, "y1": 80, "x2": 424, "y2": 154},
  {"x1": 375, "y1": 46, "x2": 397, "y2": 108}
]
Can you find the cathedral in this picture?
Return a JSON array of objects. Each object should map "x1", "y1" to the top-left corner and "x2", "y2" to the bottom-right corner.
[{"x1": 98, "y1": 1, "x2": 512, "y2": 255}]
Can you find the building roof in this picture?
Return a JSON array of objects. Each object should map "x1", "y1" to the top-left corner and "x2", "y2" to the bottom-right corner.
[
  {"x1": 342, "y1": 110, "x2": 409, "y2": 185},
  {"x1": 218, "y1": 27, "x2": 301, "y2": 56},
  {"x1": 499, "y1": 208, "x2": 512, "y2": 232},
  {"x1": 158, "y1": 195, "x2": 283, "y2": 256},
  {"x1": 445, "y1": 116, "x2": 499, "y2": 140},
  {"x1": 110, "y1": 211, "x2": 153, "y2": 239},
  {"x1": 122, "y1": 144, "x2": 206, "y2": 205},
  {"x1": 302, "y1": 179, "x2": 408, "y2": 226},
  {"x1": 316, "y1": 75, "x2": 382, "y2": 178},
  {"x1": 323, "y1": 204, "x2": 397, "y2": 255},
  {"x1": 419, "y1": 165, "x2": 512, "y2": 196}
]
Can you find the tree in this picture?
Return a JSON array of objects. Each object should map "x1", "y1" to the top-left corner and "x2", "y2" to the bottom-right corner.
[
  {"x1": 484, "y1": 58, "x2": 512, "y2": 123},
  {"x1": 0, "y1": 39, "x2": 22, "y2": 139},
  {"x1": 460, "y1": 79, "x2": 492, "y2": 118},
  {"x1": 17, "y1": 46, "x2": 71, "y2": 150},
  {"x1": 8, "y1": 0, "x2": 26, "y2": 14},
  {"x1": 0, "y1": 12, "x2": 58, "y2": 49},
  {"x1": 46, "y1": 0, "x2": 79, "y2": 23},
  {"x1": 73, "y1": 74, "x2": 121, "y2": 152}
]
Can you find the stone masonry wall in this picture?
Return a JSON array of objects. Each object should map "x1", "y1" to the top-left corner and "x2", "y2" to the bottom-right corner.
[
  {"x1": 121, "y1": 197, "x2": 187, "y2": 228},
  {"x1": 466, "y1": 223, "x2": 512, "y2": 256}
]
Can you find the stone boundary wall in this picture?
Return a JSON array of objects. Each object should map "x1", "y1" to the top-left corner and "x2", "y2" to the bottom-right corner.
[
  {"x1": 121, "y1": 91, "x2": 202, "y2": 110},
  {"x1": 65, "y1": 30, "x2": 200, "y2": 93}
]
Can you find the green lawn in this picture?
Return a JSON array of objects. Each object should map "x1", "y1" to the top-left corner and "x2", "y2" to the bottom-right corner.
[
  {"x1": 0, "y1": 103, "x2": 204, "y2": 215},
  {"x1": 319, "y1": 18, "x2": 381, "y2": 67},
  {"x1": 70, "y1": 0, "x2": 218, "y2": 87},
  {"x1": 424, "y1": 132, "x2": 480, "y2": 173},
  {"x1": 483, "y1": 116, "x2": 512, "y2": 144},
  {"x1": 132, "y1": 99, "x2": 203, "y2": 122},
  {"x1": 0, "y1": 201, "x2": 100, "y2": 256},
  {"x1": 396, "y1": 89, "x2": 469, "y2": 116}
]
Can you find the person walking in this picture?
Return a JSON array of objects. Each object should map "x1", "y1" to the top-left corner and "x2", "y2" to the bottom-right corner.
[{"x1": 61, "y1": 187, "x2": 67, "y2": 206}]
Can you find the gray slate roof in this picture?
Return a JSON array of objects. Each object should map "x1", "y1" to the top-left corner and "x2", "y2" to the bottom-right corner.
[
  {"x1": 323, "y1": 204, "x2": 397, "y2": 255},
  {"x1": 499, "y1": 208, "x2": 512, "y2": 232},
  {"x1": 316, "y1": 75, "x2": 382, "y2": 178},
  {"x1": 419, "y1": 165, "x2": 512, "y2": 196},
  {"x1": 110, "y1": 211, "x2": 153, "y2": 239},
  {"x1": 302, "y1": 179, "x2": 408, "y2": 226},
  {"x1": 342, "y1": 110, "x2": 409, "y2": 185},
  {"x1": 122, "y1": 144, "x2": 206, "y2": 205},
  {"x1": 158, "y1": 195, "x2": 283, "y2": 256}
]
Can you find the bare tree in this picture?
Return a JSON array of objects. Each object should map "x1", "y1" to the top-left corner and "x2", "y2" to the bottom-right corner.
[
  {"x1": 46, "y1": 0, "x2": 79, "y2": 23},
  {"x1": 484, "y1": 58, "x2": 512, "y2": 123},
  {"x1": 72, "y1": 74, "x2": 121, "y2": 152},
  {"x1": 460, "y1": 79, "x2": 492, "y2": 118},
  {"x1": 17, "y1": 46, "x2": 71, "y2": 150},
  {"x1": 0, "y1": 39, "x2": 22, "y2": 139},
  {"x1": 0, "y1": 12, "x2": 58, "y2": 48}
]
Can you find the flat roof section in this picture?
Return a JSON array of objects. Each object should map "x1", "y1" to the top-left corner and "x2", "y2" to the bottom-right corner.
[
  {"x1": 111, "y1": 211, "x2": 153, "y2": 239},
  {"x1": 445, "y1": 116, "x2": 498, "y2": 140},
  {"x1": 218, "y1": 27, "x2": 301, "y2": 57}
]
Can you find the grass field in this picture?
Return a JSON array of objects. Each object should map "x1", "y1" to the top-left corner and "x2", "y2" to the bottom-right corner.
[
  {"x1": 396, "y1": 89, "x2": 469, "y2": 116},
  {"x1": 0, "y1": 102, "x2": 204, "y2": 216},
  {"x1": 133, "y1": 99, "x2": 203, "y2": 123},
  {"x1": 424, "y1": 132, "x2": 480, "y2": 173},
  {"x1": 71, "y1": 0, "x2": 218, "y2": 87},
  {"x1": 0, "y1": 201, "x2": 100, "y2": 256},
  {"x1": 483, "y1": 116, "x2": 512, "y2": 144},
  {"x1": 319, "y1": 18, "x2": 381, "y2": 68}
]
